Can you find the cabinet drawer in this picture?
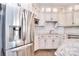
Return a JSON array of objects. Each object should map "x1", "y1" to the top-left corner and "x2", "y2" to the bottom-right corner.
[{"x1": 39, "y1": 39, "x2": 46, "y2": 49}]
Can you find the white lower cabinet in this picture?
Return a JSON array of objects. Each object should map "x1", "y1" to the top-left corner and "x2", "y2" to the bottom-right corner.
[
  {"x1": 39, "y1": 39, "x2": 46, "y2": 49},
  {"x1": 53, "y1": 39, "x2": 59, "y2": 48},
  {"x1": 39, "y1": 39, "x2": 60, "y2": 49},
  {"x1": 34, "y1": 34, "x2": 66, "y2": 51},
  {"x1": 46, "y1": 39, "x2": 52, "y2": 49}
]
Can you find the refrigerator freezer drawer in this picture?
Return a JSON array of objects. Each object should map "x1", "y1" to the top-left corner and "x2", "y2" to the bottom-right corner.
[{"x1": 6, "y1": 43, "x2": 33, "y2": 56}]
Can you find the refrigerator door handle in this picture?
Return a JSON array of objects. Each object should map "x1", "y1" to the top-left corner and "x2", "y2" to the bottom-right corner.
[{"x1": 21, "y1": 9, "x2": 27, "y2": 41}]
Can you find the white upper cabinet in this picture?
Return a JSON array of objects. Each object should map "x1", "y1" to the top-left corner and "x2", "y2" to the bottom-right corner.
[
  {"x1": 74, "y1": 11, "x2": 79, "y2": 26},
  {"x1": 57, "y1": 5, "x2": 79, "y2": 26},
  {"x1": 58, "y1": 7, "x2": 73, "y2": 26},
  {"x1": 52, "y1": 8, "x2": 58, "y2": 21},
  {"x1": 65, "y1": 12, "x2": 73, "y2": 26},
  {"x1": 33, "y1": 4, "x2": 79, "y2": 26}
]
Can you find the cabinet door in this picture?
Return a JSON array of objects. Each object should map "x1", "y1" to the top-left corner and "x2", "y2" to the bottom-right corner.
[
  {"x1": 58, "y1": 12, "x2": 72, "y2": 26},
  {"x1": 58, "y1": 12, "x2": 66, "y2": 26},
  {"x1": 53, "y1": 39, "x2": 60, "y2": 48},
  {"x1": 58, "y1": 36, "x2": 63, "y2": 46},
  {"x1": 51, "y1": 39, "x2": 56, "y2": 48},
  {"x1": 39, "y1": 39, "x2": 46, "y2": 49},
  {"x1": 52, "y1": 35, "x2": 59, "y2": 49},
  {"x1": 74, "y1": 11, "x2": 79, "y2": 25},
  {"x1": 65, "y1": 12, "x2": 73, "y2": 26},
  {"x1": 46, "y1": 39, "x2": 52, "y2": 49}
]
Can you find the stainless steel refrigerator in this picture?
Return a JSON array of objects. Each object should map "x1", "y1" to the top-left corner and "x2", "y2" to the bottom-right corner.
[{"x1": 0, "y1": 3, "x2": 34, "y2": 56}]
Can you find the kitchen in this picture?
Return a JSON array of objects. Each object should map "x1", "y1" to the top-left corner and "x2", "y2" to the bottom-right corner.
[{"x1": 0, "y1": 3, "x2": 79, "y2": 56}]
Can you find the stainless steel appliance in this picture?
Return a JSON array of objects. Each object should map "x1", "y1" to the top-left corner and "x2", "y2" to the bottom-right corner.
[
  {"x1": 0, "y1": 4, "x2": 3, "y2": 56},
  {"x1": 0, "y1": 4, "x2": 33, "y2": 56}
]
